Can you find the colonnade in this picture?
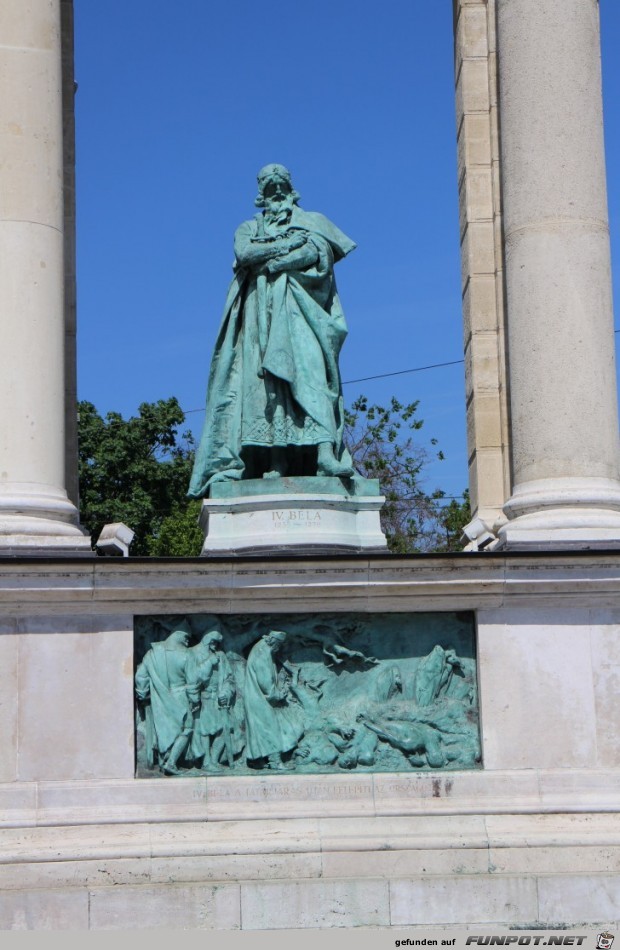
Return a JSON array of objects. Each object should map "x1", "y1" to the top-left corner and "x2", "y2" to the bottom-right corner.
[{"x1": 1, "y1": 0, "x2": 619, "y2": 552}]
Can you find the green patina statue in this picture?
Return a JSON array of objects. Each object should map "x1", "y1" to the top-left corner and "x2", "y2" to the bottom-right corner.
[
  {"x1": 135, "y1": 621, "x2": 197, "y2": 775},
  {"x1": 243, "y1": 630, "x2": 304, "y2": 772},
  {"x1": 135, "y1": 613, "x2": 481, "y2": 777},
  {"x1": 188, "y1": 619, "x2": 244, "y2": 772},
  {"x1": 188, "y1": 164, "x2": 357, "y2": 497}
]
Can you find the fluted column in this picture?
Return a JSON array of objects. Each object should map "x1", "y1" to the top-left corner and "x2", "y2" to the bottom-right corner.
[
  {"x1": 0, "y1": 0, "x2": 90, "y2": 553},
  {"x1": 497, "y1": 0, "x2": 620, "y2": 547}
]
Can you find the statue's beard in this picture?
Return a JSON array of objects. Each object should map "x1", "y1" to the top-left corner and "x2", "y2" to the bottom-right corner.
[{"x1": 264, "y1": 194, "x2": 295, "y2": 226}]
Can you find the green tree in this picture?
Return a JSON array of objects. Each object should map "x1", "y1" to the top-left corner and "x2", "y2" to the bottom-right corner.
[
  {"x1": 79, "y1": 394, "x2": 469, "y2": 557},
  {"x1": 433, "y1": 489, "x2": 471, "y2": 553},
  {"x1": 78, "y1": 398, "x2": 201, "y2": 556},
  {"x1": 147, "y1": 500, "x2": 203, "y2": 557},
  {"x1": 344, "y1": 395, "x2": 468, "y2": 553}
]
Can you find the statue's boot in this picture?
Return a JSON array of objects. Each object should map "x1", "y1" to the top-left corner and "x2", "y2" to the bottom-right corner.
[
  {"x1": 162, "y1": 735, "x2": 189, "y2": 775},
  {"x1": 267, "y1": 753, "x2": 294, "y2": 771},
  {"x1": 317, "y1": 443, "x2": 354, "y2": 478},
  {"x1": 263, "y1": 447, "x2": 288, "y2": 479}
]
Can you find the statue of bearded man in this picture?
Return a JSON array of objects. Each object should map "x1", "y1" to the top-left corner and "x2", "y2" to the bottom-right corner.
[{"x1": 188, "y1": 164, "x2": 357, "y2": 497}]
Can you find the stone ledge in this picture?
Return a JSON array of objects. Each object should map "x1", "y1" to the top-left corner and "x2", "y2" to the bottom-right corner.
[
  {"x1": 0, "y1": 814, "x2": 618, "y2": 907},
  {"x1": 1, "y1": 769, "x2": 618, "y2": 828},
  {"x1": 0, "y1": 552, "x2": 618, "y2": 613},
  {"x1": 1, "y1": 813, "x2": 618, "y2": 871}
]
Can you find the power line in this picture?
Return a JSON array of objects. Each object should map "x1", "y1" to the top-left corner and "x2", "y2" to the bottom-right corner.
[
  {"x1": 104, "y1": 332, "x2": 620, "y2": 418},
  {"x1": 342, "y1": 358, "x2": 465, "y2": 386},
  {"x1": 182, "y1": 357, "x2": 466, "y2": 415}
]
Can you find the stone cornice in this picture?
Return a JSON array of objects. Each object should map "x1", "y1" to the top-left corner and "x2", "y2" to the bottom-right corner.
[{"x1": 0, "y1": 552, "x2": 618, "y2": 614}]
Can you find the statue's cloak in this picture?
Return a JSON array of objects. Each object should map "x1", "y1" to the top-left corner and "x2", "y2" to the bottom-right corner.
[
  {"x1": 135, "y1": 643, "x2": 193, "y2": 759},
  {"x1": 188, "y1": 208, "x2": 356, "y2": 497},
  {"x1": 243, "y1": 639, "x2": 303, "y2": 761},
  {"x1": 188, "y1": 649, "x2": 243, "y2": 760}
]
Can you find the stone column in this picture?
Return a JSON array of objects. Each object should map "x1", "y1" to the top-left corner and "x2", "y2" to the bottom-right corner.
[
  {"x1": 0, "y1": 0, "x2": 90, "y2": 553},
  {"x1": 497, "y1": 0, "x2": 620, "y2": 547},
  {"x1": 454, "y1": 0, "x2": 511, "y2": 537},
  {"x1": 62, "y1": 0, "x2": 79, "y2": 510}
]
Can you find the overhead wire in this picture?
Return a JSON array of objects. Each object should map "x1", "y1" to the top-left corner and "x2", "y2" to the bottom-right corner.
[
  {"x1": 90, "y1": 329, "x2": 620, "y2": 419},
  {"x1": 181, "y1": 356, "x2": 467, "y2": 415},
  {"x1": 182, "y1": 332, "x2": 620, "y2": 414}
]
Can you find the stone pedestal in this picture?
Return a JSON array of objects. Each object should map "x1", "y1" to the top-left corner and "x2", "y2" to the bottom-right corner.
[
  {"x1": 0, "y1": 0, "x2": 90, "y2": 555},
  {"x1": 199, "y1": 477, "x2": 387, "y2": 556},
  {"x1": 0, "y1": 554, "x2": 618, "y2": 928},
  {"x1": 496, "y1": 0, "x2": 620, "y2": 548}
]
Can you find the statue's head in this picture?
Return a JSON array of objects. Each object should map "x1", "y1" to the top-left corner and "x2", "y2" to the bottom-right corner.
[
  {"x1": 168, "y1": 620, "x2": 192, "y2": 647},
  {"x1": 255, "y1": 164, "x2": 300, "y2": 209},
  {"x1": 264, "y1": 629, "x2": 288, "y2": 651},
  {"x1": 375, "y1": 663, "x2": 403, "y2": 701},
  {"x1": 198, "y1": 615, "x2": 223, "y2": 650},
  {"x1": 200, "y1": 629, "x2": 223, "y2": 651}
]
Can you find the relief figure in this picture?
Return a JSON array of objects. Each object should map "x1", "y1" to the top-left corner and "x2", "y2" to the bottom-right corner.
[
  {"x1": 244, "y1": 630, "x2": 304, "y2": 771},
  {"x1": 357, "y1": 712, "x2": 446, "y2": 769},
  {"x1": 189, "y1": 622, "x2": 243, "y2": 771},
  {"x1": 414, "y1": 645, "x2": 463, "y2": 706},
  {"x1": 135, "y1": 622, "x2": 198, "y2": 775}
]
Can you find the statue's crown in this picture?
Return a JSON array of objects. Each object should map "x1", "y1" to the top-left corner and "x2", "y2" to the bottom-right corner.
[{"x1": 257, "y1": 163, "x2": 292, "y2": 185}]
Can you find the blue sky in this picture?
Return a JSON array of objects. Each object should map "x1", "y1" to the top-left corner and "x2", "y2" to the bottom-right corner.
[{"x1": 73, "y1": 2, "x2": 620, "y2": 502}]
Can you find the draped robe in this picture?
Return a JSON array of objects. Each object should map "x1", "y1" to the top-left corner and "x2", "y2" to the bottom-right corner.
[
  {"x1": 135, "y1": 643, "x2": 194, "y2": 762},
  {"x1": 188, "y1": 208, "x2": 356, "y2": 497},
  {"x1": 243, "y1": 639, "x2": 303, "y2": 761}
]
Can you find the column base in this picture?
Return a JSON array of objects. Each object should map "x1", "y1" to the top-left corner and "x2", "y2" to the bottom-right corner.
[
  {"x1": 498, "y1": 477, "x2": 620, "y2": 549},
  {"x1": 0, "y1": 483, "x2": 92, "y2": 556}
]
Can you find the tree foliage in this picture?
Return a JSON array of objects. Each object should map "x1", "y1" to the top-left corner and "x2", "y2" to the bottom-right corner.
[
  {"x1": 344, "y1": 396, "x2": 469, "y2": 553},
  {"x1": 78, "y1": 398, "x2": 202, "y2": 556},
  {"x1": 433, "y1": 489, "x2": 471, "y2": 553},
  {"x1": 78, "y1": 395, "x2": 470, "y2": 556},
  {"x1": 147, "y1": 500, "x2": 203, "y2": 557}
]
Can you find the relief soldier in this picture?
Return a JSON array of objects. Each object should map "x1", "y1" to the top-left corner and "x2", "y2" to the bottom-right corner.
[
  {"x1": 189, "y1": 622, "x2": 243, "y2": 771},
  {"x1": 135, "y1": 622, "x2": 198, "y2": 775}
]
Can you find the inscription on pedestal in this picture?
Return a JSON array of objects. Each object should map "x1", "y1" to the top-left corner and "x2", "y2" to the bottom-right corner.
[{"x1": 272, "y1": 510, "x2": 322, "y2": 529}]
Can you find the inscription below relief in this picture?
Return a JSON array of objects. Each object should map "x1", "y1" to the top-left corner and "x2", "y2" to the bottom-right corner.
[{"x1": 208, "y1": 780, "x2": 372, "y2": 802}]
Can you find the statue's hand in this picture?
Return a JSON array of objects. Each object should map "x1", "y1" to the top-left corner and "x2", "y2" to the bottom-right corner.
[
  {"x1": 280, "y1": 230, "x2": 307, "y2": 253},
  {"x1": 264, "y1": 259, "x2": 283, "y2": 276}
]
